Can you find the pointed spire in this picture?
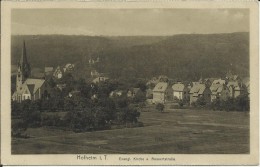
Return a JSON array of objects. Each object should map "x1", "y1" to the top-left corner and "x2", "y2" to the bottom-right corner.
[
  {"x1": 18, "y1": 40, "x2": 31, "y2": 79},
  {"x1": 20, "y1": 40, "x2": 28, "y2": 65}
]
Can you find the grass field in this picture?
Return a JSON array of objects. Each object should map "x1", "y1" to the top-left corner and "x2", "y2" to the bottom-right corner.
[{"x1": 12, "y1": 109, "x2": 249, "y2": 154}]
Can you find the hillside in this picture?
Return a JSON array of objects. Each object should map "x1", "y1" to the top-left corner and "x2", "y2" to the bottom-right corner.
[{"x1": 11, "y1": 32, "x2": 249, "y2": 81}]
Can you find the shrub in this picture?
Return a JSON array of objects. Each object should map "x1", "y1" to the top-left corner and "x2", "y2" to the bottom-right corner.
[
  {"x1": 11, "y1": 119, "x2": 28, "y2": 138},
  {"x1": 156, "y1": 103, "x2": 164, "y2": 112}
]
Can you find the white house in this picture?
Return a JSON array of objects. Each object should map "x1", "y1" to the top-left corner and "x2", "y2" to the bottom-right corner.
[
  {"x1": 189, "y1": 83, "x2": 211, "y2": 105},
  {"x1": 172, "y1": 82, "x2": 189, "y2": 100},
  {"x1": 152, "y1": 82, "x2": 172, "y2": 104},
  {"x1": 92, "y1": 76, "x2": 109, "y2": 84}
]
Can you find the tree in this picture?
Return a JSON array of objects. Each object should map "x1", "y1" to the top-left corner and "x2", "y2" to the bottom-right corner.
[
  {"x1": 11, "y1": 101, "x2": 22, "y2": 117},
  {"x1": 135, "y1": 79, "x2": 147, "y2": 92},
  {"x1": 235, "y1": 94, "x2": 250, "y2": 111},
  {"x1": 115, "y1": 97, "x2": 128, "y2": 108},
  {"x1": 12, "y1": 119, "x2": 28, "y2": 138},
  {"x1": 156, "y1": 103, "x2": 164, "y2": 112},
  {"x1": 196, "y1": 96, "x2": 207, "y2": 106},
  {"x1": 178, "y1": 100, "x2": 184, "y2": 107},
  {"x1": 133, "y1": 91, "x2": 146, "y2": 103},
  {"x1": 46, "y1": 77, "x2": 56, "y2": 88}
]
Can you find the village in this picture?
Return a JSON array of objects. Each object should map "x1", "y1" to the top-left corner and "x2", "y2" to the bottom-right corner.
[
  {"x1": 6, "y1": 6, "x2": 253, "y2": 157},
  {"x1": 11, "y1": 41, "x2": 250, "y2": 154},
  {"x1": 12, "y1": 41, "x2": 250, "y2": 110}
]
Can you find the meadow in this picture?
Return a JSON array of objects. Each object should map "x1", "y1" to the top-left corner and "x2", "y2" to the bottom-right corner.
[{"x1": 12, "y1": 108, "x2": 249, "y2": 154}]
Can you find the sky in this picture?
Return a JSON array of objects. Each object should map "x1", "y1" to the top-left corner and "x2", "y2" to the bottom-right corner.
[{"x1": 11, "y1": 9, "x2": 249, "y2": 36}]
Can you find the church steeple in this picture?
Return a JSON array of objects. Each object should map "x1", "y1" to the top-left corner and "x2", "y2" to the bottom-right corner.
[
  {"x1": 16, "y1": 40, "x2": 31, "y2": 91},
  {"x1": 20, "y1": 41, "x2": 28, "y2": 65},
  {"x1": 18, "y1": 40, "x2": 31, "y2": 78}
]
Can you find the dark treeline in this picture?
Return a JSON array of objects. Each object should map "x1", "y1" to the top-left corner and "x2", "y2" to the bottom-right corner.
[{"x1": 12, "y1": 32, "x2": 249, "y2": 82}]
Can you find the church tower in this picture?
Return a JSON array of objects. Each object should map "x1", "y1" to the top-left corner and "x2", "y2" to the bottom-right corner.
[{"x1": 16, "y1": 40, "x2": 31, "y2": 91}]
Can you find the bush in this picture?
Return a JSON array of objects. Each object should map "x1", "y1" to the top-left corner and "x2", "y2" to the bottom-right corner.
[
  {"x1": 196, "y1": 96, "x2": 207, "y2": 106},
  {"x1": 210, "y1": 95, "x2": 250, "y2": 112},
  {"x1": 178, "y1": 100, "x2": 184, "y2": 107},
  {"x1": 156, "y1": 103, "x2": 164, "y2": 112},
  {"x1": 12, "y1": 119, "x2": 28, "y2": 138},
  {"x1": 41, "y1": 114, "x2": 64, "y2": 127}
]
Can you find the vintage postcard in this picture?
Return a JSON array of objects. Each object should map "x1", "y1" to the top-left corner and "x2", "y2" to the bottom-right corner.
[{"x1": 1, "y1": 0, "x2": 259, "y2": 165}]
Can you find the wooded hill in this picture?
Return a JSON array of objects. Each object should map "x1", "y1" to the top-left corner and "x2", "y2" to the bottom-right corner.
[{"x1": 11, "y1": 32, "x2": 249, "y2": 81}]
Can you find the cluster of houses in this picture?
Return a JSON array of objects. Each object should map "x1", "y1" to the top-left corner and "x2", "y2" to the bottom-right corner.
[
  {"x1": 149, "y1": 74, "x2": 249, "y2": 105},
  {"x1": 12, "y1": 41, "x2": 110, "y2": 102},
  {"x1": 12, "y1": 41, "x2": 250, "y2": 106}
]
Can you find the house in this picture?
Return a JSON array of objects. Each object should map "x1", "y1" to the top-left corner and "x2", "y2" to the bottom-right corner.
[
  {"x1": 53, "y1": 66, "x2": 63, "y2": 79},
  {"x1": 91, "y1": 94, "x2": 98, "y2": 100},
  {"x1": 44, "y1": 67, "x2": 54, "y2": 76},
  {"x1": 63, "y1": 63, "x2": 75, "y2": 73},
  {"x1": 152, "y1": 82, "x2": 173, "y2": 104},
  {"x1": 31, "y1": 68, "x2": 45, "y2": 79},
  {"x1": 68, "y1": 90, "x2": 81, "y2": 98},
  {"x1": 210, "y1": 83, "x2": 230, "y2": 102},
  {"x1": 89, "y1": 56, "x2": 99, "y2": 65},
  {"x1": 146, "y1": 88, "x2": 153, "y2": 99},
  {"x1": 242, "y1": 77, "x2": 250, "y2": 98},
  {"x1": 12, "y1": 41, "x2": 51, "y2": 102},
  {"x1": 92, "y1": 76, "x2": 109, "y2": 84},
  {"x1": 146, "y1": 77, "x2": 159, "y2": 88},
  {"x1": 189, "y1": 83, "x2": 211, "y2": 104},
  {"x1": 12, "y1": 78, "x2": 51, "y2": 102},
  {"x1": 56, "y1": 84, "x2": 66, "y2": 91},
  {"x1": 172, "y1": 82, "x2": 189, "y2": 100},
  {"x1": 200, "y1": 78, "x2": 219, "y2": 87},
  {"x1": 225, "y1": 71, "x2": 244, "y2": 98},
  {"x1": 212, "y1": 79, "x2": 226, "y2": 85},
  {"x1": 127, "y1": 88, "x2": 141, "y2": 98},
  {"x1": 109, "y1": 90, "x2": 123, "y2": 98},
  {"x1": 90, "y1": 69, "x2": 100, "y2": 78},
  {"x1": 227, "y1": 81, "x2": 244, "y2": 98},
  {"x1": 146, "y1": 75, "x2": 168, "y2": 88},
  {"x1": 226, "y1": 71, "x2": 242, "y2": 83}
]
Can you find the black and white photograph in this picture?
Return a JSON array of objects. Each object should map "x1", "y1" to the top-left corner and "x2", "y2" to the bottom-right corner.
[{"x1": 1, "y1": 1, "x2": 259, "y2": 165}]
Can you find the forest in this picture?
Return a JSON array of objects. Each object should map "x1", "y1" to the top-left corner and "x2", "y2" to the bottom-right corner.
[{"x1": 11, "y1": 32, "x2": 249, "y2": 81}]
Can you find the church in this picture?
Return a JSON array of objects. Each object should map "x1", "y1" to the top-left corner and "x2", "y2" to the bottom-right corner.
[{"x1": 12, "y1": 41, "x2": 51, "y2": 102}]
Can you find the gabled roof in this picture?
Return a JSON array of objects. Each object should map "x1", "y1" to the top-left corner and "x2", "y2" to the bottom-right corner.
[
  {"x1": 65, "y1": 63, "x2": 74, "y2": 68},
  {"x1": 242, "y1": 77, "x2": 250, "y2": 88},
  {"x1": 24, "y1": 78, "x2": 45, "y2": 94},
  {"x1": 110, "y1": 90, "x2": 123, "y2": 97},
  {"x1": 190, "y1": 84, "x2": 207, "y2": 95},
  {"x1": 54, "y1": 66, "x2": 63, "y2": 73},
  {"x1": 227, "y1": 81, "x2": 242, "y2": 91},
  {"x1": 172, "y1": 83, "x2": 185, "y2": 91},
  {"x1": 92, "y1": 76, "x2": 109, "y2": 83},
  {"x1": 192, "y1": 82, "x2": 200, "y2": 86},
  {"x1": 212, "y1": 79, "x2": 226, "y2": 85},
  {"x1": 133, "y1": 88, "x2": 140, "y2": 94},
  {"x1": 153, "y1": 82, "x2": 168, "y2": 92},
  {"x1": 210, "y1": 84, "x2": 226, "y2": 95},
  {"x1": 26, "y1": 84, "x2": 35, "y2": 94},
  {"x1": 45, "y1": 67, "x2": 54, "y2": 73}
]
